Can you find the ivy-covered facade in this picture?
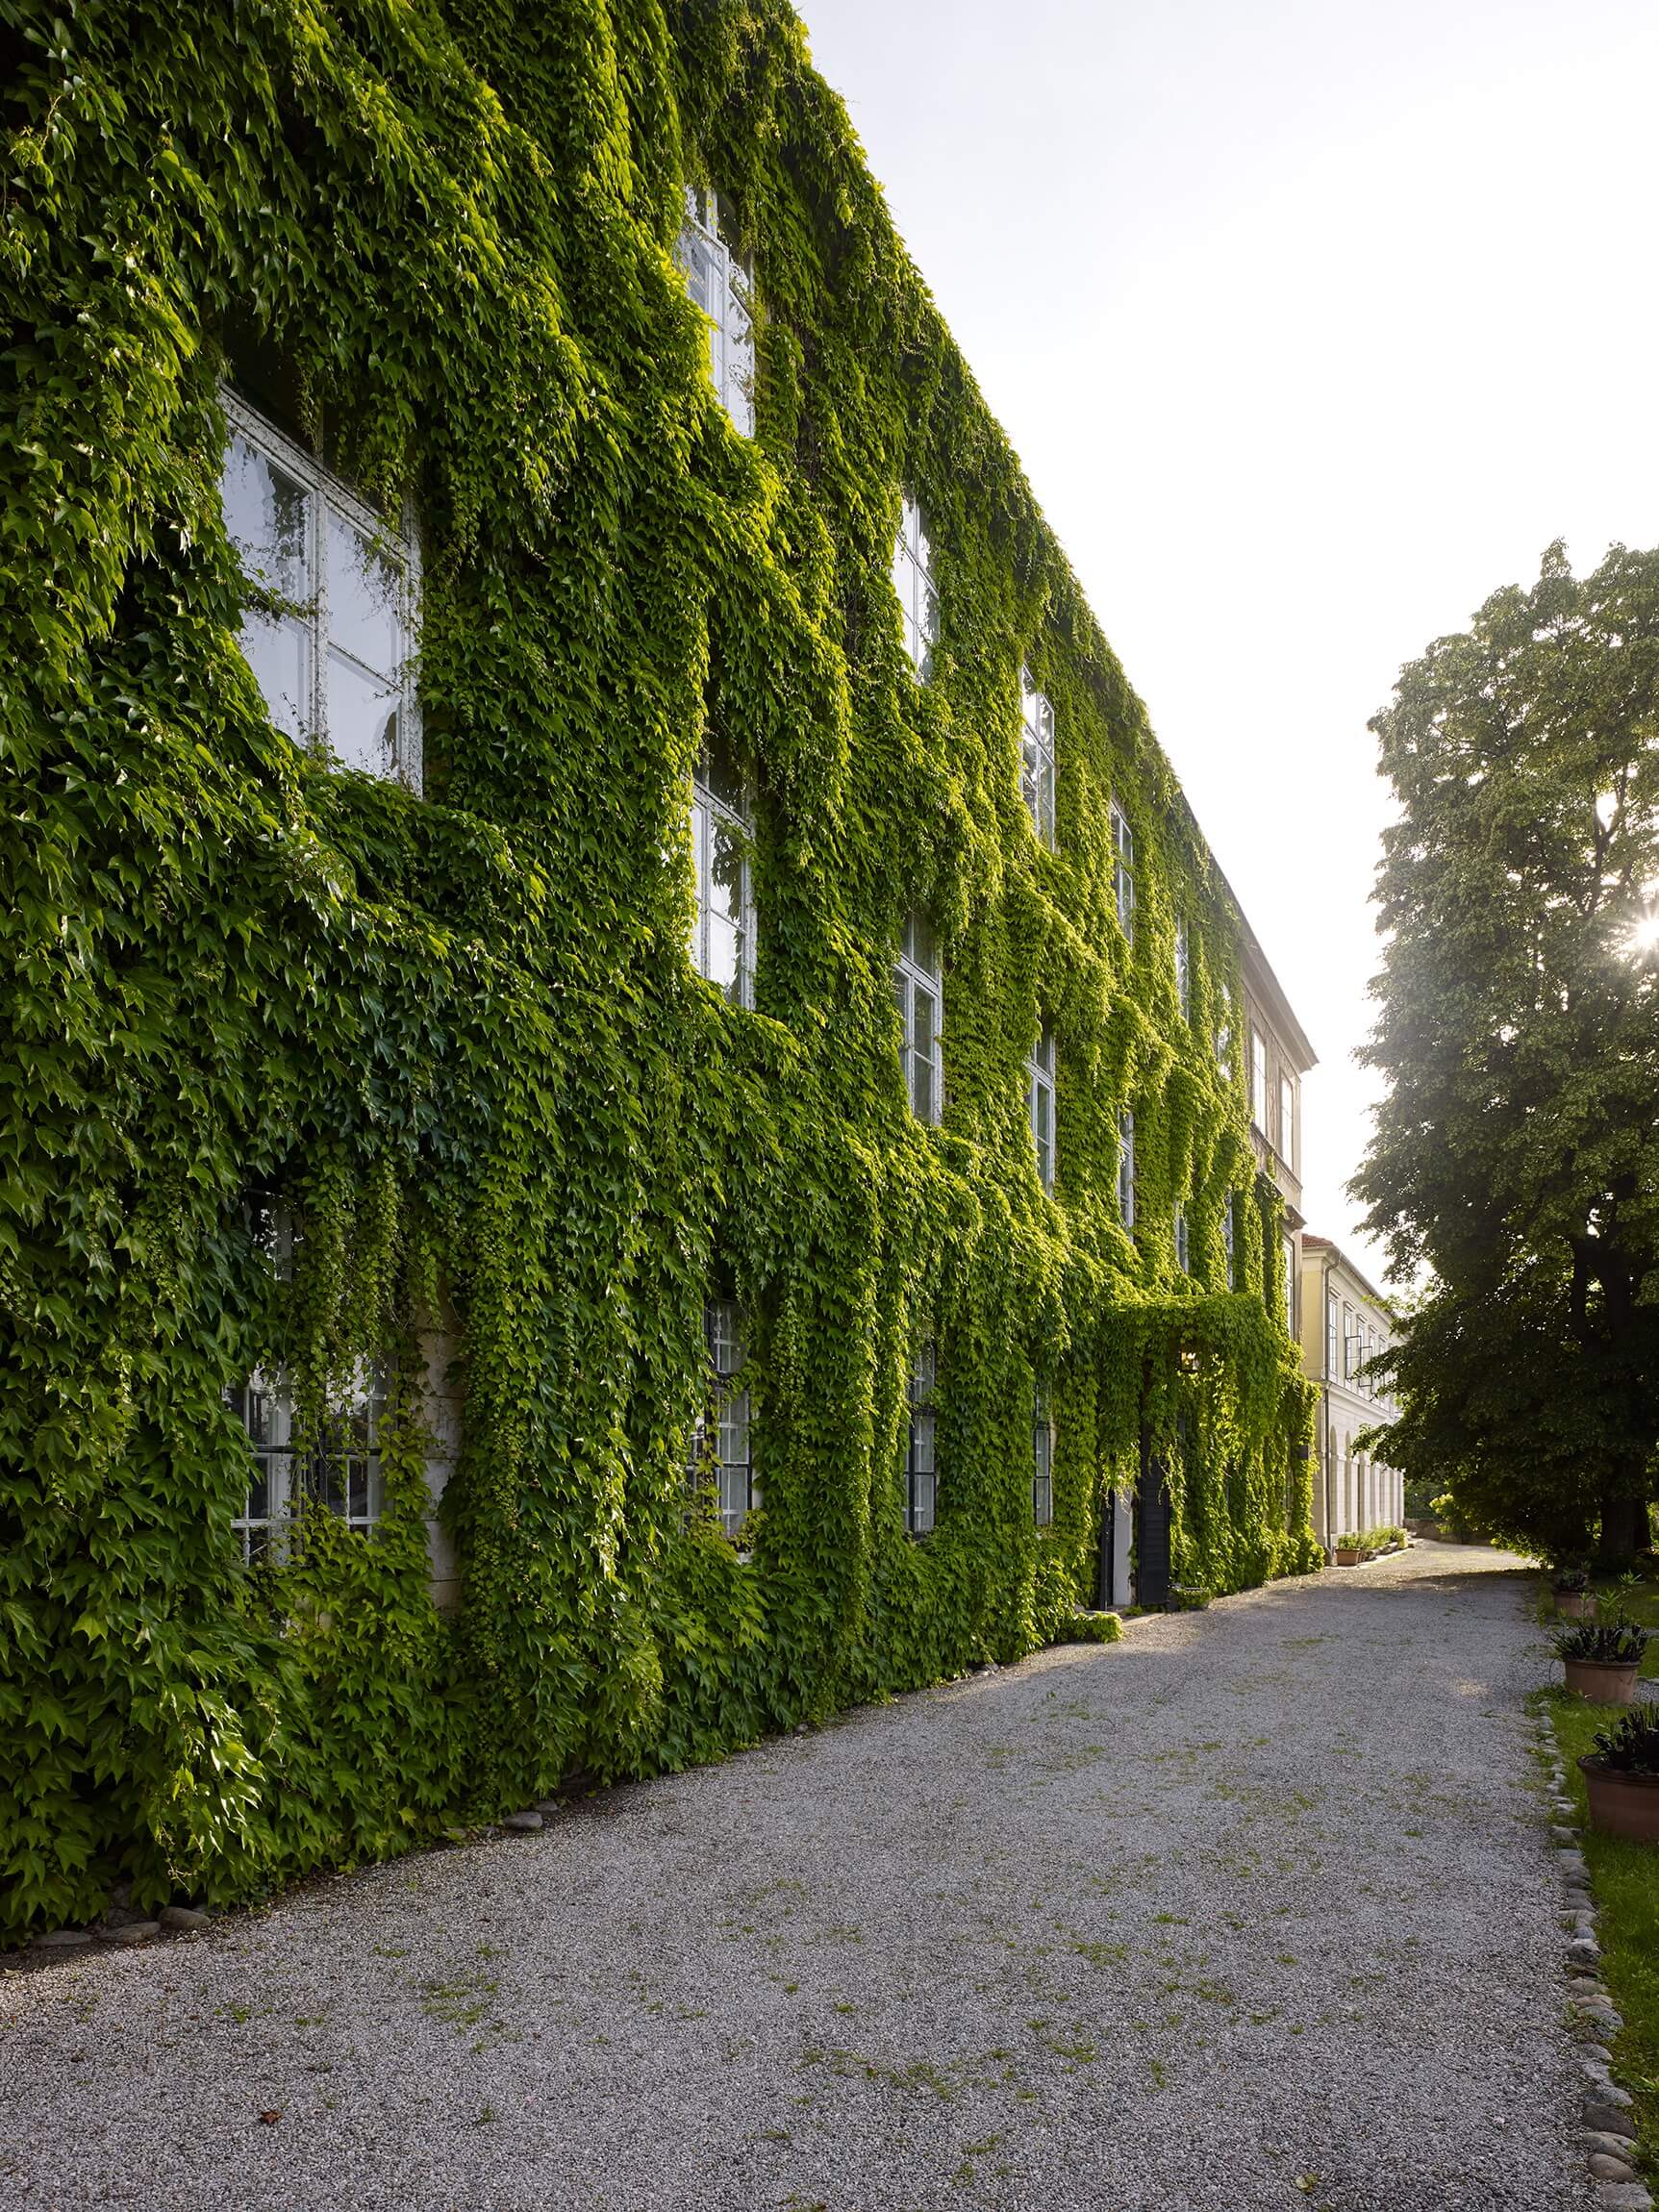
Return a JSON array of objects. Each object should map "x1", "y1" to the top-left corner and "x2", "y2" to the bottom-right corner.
[{"x1": 0, "y1": 0, "x2": 1319, "y2": 1940}]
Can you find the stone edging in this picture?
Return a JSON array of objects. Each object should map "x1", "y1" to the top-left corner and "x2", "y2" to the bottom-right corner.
[{"x1": 1537, "y1": 1708, "x2": 1652, "y2": 2210}]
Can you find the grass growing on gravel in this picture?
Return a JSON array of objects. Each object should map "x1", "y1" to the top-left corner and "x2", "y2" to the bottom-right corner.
[{"x1": 1542, "y1": 1687, "x2": 1659, "y2": 2179}]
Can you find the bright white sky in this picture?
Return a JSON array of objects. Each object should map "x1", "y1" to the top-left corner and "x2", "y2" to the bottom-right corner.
[{"x1": 802, "y1": 0, "x2": 1659, "y2": 1285}]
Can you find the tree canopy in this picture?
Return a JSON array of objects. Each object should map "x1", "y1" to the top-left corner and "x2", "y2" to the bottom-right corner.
[{"x1": 1356, "y1": 541, "x2": 1659, "y2": 1563}]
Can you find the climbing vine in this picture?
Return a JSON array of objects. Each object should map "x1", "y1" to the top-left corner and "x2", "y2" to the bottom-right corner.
[{"x1": 0, "y1": 0, "x2": 1316, "y2": 1940}]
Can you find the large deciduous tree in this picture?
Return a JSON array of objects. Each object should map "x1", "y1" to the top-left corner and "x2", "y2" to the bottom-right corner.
[{"x1": 1357, "y1": 541, "x2": 1659, "y2": 1564}]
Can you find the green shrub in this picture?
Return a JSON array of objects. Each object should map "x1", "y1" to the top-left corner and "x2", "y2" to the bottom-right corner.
[
  {"x1": 1591, "y1": 1705, "x2": 1659, "y2": 1777},
  {"x1": 1061, "y1": 1611, "x2": 1124, "y2": 1646},
  {"x1": 1552, "y1": 1620, "x2": 1649, "y2": 1665}
]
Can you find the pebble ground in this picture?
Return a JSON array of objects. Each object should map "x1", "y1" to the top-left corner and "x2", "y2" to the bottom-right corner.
[{"x1": 0, "y1": 1542, "x2": 1596, "y2": 2211}]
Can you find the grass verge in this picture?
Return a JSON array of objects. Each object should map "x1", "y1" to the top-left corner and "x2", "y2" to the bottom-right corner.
[{"x1": 1540, "y1": 1684, "x2": 1659, "y2": 2179}]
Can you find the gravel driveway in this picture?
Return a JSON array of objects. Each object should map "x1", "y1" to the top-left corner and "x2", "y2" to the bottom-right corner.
[{"x1": 0, "y1": 1541, "x2": 1592, "y2": 2212}]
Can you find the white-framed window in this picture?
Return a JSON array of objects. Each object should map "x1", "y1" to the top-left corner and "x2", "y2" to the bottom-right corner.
[
  {"x1": 1019, "y1": 666, "x2": 1056, "y2": 847},
  {"x1": 1028, "y1": 1024, "x2": 1056, "y2": 1194},
  {"x1": 690, "y1": 1296, "x2": 755, "y2": 1539},
  {"x1": 1174, "y1": 917, "x2": 1191, "y2": 1020},
  {"x1": 1325, "y1": 1292, "x2": 1339, "y2": 1381},
  {"x1": 1216, "y1": 979, "x2": 1233, "y2": 1070},
  {"x1": 1173, "y1": 1202, "x2": 1190, "y2": 1273},
  {"x1": 675, "y1": 187, "x2": 754, "y2": 437},
  {"x1": 1117, "y1": 1108, "x2": 1136, "y2": 1230},
  {"x1": 219, "y1": 391, "x2": 420, "y2": 787},
  {"x1": 1111, "y1": 800, "x2": 1135, "y2": 943},
  {"x1": 892, "y1": 496, "x2": 939, "y2": 680},
  {"x1": 1250, "y1": 1030, "x2": 1269, "y2": 1133},
  {"x1": 1032, "y1": 1383, "x2": 1053, "y2": 1528},
  {"x1": 1222, "y1": 1194, "x2": 1236, "y2": 1286},
  {"x1": 1283, "y1": 1233, "x2": 1296, "y2": 1333},
  {"x1": 905, "y1": 1338, "x2": 937, "y2": 1536},
  {"x1": 228, "y1": 1365, "x2": 386, "y2": 1562},
  {"x1": 1278, "y1": 1072, "x2": 1295, "y2": 1165},
  {"x1": 895, "y1": 911, "x2": 943, "y2": 1123},
  {"x1": 691, "y1": 730, "x2": 754, "y2": 1008},
  {"x1": 1343, "y1": 1302, "x2": 1356, "y2": 1379}
]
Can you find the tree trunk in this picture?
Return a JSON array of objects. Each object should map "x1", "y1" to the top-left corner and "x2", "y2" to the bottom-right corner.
[{"x1": 1596, "y1": 1474, "x2": 1651, "y2": 1569}]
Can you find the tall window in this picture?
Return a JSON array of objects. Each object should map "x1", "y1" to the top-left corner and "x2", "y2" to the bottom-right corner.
[
  {"x1": 1250, "y1": 1030, "x2": 1269, "y2": 1133},
  {"x1": 895, "y1": 912, "x2": 943, "y2": 1123},
  {"x1": 1028, "y1": 1025, "x2": 1056, "y2": 1194},
  {"x1": 1032, "y1": 1384, "x2": 1053, "y2": 1528},
  {"x1": 905, "y1": 1339, "x2": 937, "y2": 1536},
  {"x1": 1117, "y1": 1109, "x2": 1136, "y2": 1229},
  {"x1": 675, "y1": 188, "x2": 754, "y2": 436},
  {"x1": 1216, "y1": 979, "x2": 1233, "y2": 1070},
  {"x1": 1174, "y1": 917, "x2": 1191, "y2": 1020},
  {"x1": 1019, "y1": 666, "x2": 1057, "y2": 847},
  {"x1": 1173, "y1": 1202, "x2": 1190, "y2": 1273},
  {"x1": 1111, "y1": 801, "x2": 1135, "y2": 943},
  {"x1": 1222, "y1": 1194, "x2": 1236, "y2": 1287},
  {"x1": 1343, "y1": 1303, "x2": 1356, "y2": 1379},
  {"x1": 228, "y1": 1367, "x2": 386, "y2": 1562},
  {"x1": 220, "y1": 392, "x2": 419, "y2": 786},
  {"x1": 1283, "y1": 1233, "x2": 1296, "y2": 1333},
  {"x1": 892, "y1": 497, "x2": 939, "y2": 680},
  {"x1": 691, "y1": 730, "x2": 754, "y2": 1007},
  {"x1": 692, "y1": 1296, "x2": 755, "y2": 1539},
  {"x1": 1278, "y1": 1073, "x2": 1295, "y2": 1165},
  {"x1": 1325, "y1": 1291, "x2": 1339, "y2": 1381}
]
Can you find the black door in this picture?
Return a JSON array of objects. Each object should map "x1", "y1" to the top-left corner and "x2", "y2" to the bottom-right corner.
[
  {"x1": 1096, "y1": 1485, "x2": 1117, "y2": 1611},
  {"x1": 1136, "y1": 1426, "x2": 1171, "y2": 1610}
]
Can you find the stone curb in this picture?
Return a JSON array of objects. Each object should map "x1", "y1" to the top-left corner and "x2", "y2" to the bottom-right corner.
[
  {"x1": 22, "y1": 1900, "x2": 217, "y2": 1958},
  {"x1": 1538, "y1": 1708, "x2": 1652, "y2": 2210}
]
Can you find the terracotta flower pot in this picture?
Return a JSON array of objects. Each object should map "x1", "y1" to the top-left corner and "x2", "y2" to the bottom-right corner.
[
  {"x1": 1334, "y1": 1547, "x2": 1360, "y2": 1567},
  {"x1": 1554, "y1": 1590, "x2": 1596, "y2": 1621},
  {"x1": 1579, "y1": 1756, "x2": 1659, "y2": 1843},
  {"x1": 1563, "y1": 1656, "x2": 1641, "y2": 1704}
]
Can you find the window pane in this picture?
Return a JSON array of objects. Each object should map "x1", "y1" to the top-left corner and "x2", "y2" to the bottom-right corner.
[
  {"x1": 912, "y1": 1467, "x2": 936, "y2": 1534},
  {"x1": 723, "y1": 264, "x2": 755, "y2": 438},
  {"x1": 683, "y1": 229, "x2": 719, "y2": 320},
  {"x1": 913, "y1": 1044, "x2": 935, "y2": 1124},
  {"x1": 710, "y1": 815, "x2": 745, "y2": 924},
  {"x1": 690, "y1": 800, "x2": 708, "y2": 966},
  {"x1": 719, "y1": 1459, "x2": 750, "y2": 1533},
  {"x1": 912, "y1": 1407, "x2": 935, "y2": 1475},
  {"x1": 707, "y1": 913, "x2": 741, "y2": 1000},
  {"x1": 718, "y1": 1389, "x2": 748, "y2": 1467},
  {"x1": 709, "y1": 1300, "x2": 742, "y2": 1376},
  {"x1": 905, "y1": 911, "x2": 938, "y2": 976},
  {"x1": 326, "y1": 648, "x2": 399, "y2": 774},
  {"x1": 698, "y1": 729, "x2": 746, "y2": 815},
  {"x1": 328, "y1": 513, "x2": 404, "y2": 677},
  {"x1": 911, "y1": 987, "x2": 937, "y2": 1120},
  {"x1": 239, "y1": 608, "x2": 310, "y2": 739},
  {"x1": 222, "y1": 431, "x2": 311, "y2": 600}
]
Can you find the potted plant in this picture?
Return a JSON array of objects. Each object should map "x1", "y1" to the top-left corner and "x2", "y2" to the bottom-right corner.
[
  {"x1": 1580, "y1": 1704, "x2": 1659, "y2": 1842},
  {"x1": 1551, "y1": 1616, "x2": 1648, "y2": 1704},
  {"x1": 1333, "y1": 1532, "x2": 1361, "y2": 1568},
  {"x1": 1551, "y1": 1564, "x2": 1596, "y2": 1621}
]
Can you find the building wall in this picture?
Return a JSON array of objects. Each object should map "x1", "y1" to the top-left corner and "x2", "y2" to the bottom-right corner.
[
  {"x1": 2, "y1": 0, "x2": 1320, "y2": 1935},
  {"x1": 1298, "y1": 1244, "x2": 1402, "y2": 1547}
]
